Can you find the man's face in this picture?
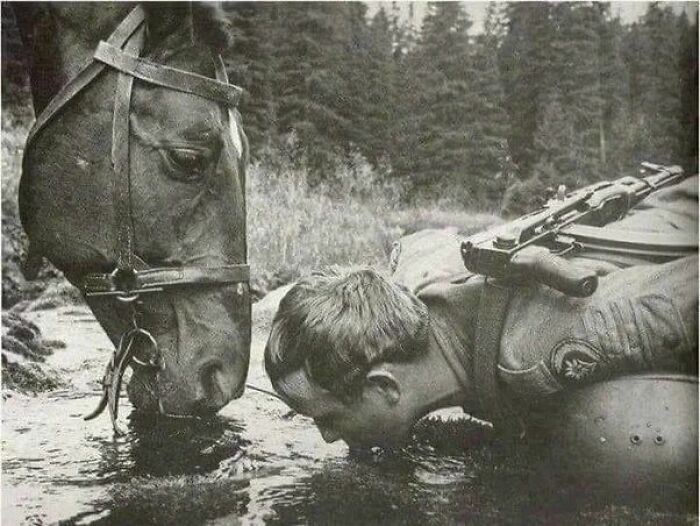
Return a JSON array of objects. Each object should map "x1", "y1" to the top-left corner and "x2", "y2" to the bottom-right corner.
[{"x1": 275, "y1": 369, "x2": 416, "y2": 449}]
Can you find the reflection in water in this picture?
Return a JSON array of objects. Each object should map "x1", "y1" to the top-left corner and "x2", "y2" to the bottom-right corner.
[
  {"x1": 257, "y1": 441, "x2": 697, "y2": 526},
  {"x1": 125, "y1": 413, "x2": 247, "y2": 478},
  {"x1": 85, "y1": 412, "x2": 248, "y2": 484},
  {"x1": 92, "y1": 475, "x2": 252, "y2": 526},
  {"x1": 3, "y1": 307, "x2": 697, "y2": 525}
]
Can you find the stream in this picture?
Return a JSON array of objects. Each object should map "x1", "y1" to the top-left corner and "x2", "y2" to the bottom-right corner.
[{"x1": 2, "y1": 303, "x2": 696, "y2": 525}]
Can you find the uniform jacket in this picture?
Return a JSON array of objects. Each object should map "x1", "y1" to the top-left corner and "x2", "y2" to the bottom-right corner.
[{"x1": 391, "y1": 177, "x2": 698, "y2": 415}]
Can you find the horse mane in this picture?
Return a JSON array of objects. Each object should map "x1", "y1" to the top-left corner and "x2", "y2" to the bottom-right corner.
[
  {"x1": 141, "y1": 2, "x2": 232, "y2": 53},
  {"x1": 9, "y1": 2, "x2": 62, "y2": 113}
]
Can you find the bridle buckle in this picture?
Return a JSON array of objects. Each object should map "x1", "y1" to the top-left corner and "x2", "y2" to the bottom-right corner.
[
  {"x1": 84, "y1": 267, "x2": 164, "y2": 300},
  {"x1": 109, "y1": 267, "x2": 141, "y2": 302}
]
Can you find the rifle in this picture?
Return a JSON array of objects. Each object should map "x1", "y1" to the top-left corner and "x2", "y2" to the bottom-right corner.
[{"x1": 460, "y1": 163, "x2": 696, "y2": 297}]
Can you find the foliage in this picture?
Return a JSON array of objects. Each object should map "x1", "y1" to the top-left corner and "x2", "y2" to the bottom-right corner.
[
  {"x1": 499, "y1": 2, "x2": 555, "y2": 176},
  {"x1": 4, "y1": 3, "x2": 697, "y2": 207},
  {"x1": 216, "y1": 2, "x2": 697, "y2": 206},
  {"x1": 222, "y1": 2, "x2": 277, "y2": 155},
  {"x1": 246, "y1": 154, "x2": 401, "y2": 295},
  {"x1": 500, "y1": 175, "x2": 549, "y2": 217},
  {"x1": 246, "y1": 147, "x2": 503, "y2": 296},
  {"x1": 678, "y1": 13, "x2": 699, "y2": 171}
]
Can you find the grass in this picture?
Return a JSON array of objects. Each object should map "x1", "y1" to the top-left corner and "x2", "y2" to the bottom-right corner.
[
  {"x1": 1, "y1": 101, "x2": 32, "y2": 216},
  {"x1": 102, "y1": 475, "x2": 251, "y2": 525},
  {"x1": 247, "y1": 159, "x2": 501, "y2": 294},
  {"x1": 247, "y1": 163, "x2": 399, "y2": 288},
  {"x1": 1, "y1": 359, "x2": 64, "y2": 393}
]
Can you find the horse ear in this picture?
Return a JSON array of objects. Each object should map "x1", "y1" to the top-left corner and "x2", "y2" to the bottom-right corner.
[
  {"x1": 141, "y1": 2, "x2": 232, "y2": 53},
  {"x1": 192, "y1": 2, "x2": 232, "y2": 53}
]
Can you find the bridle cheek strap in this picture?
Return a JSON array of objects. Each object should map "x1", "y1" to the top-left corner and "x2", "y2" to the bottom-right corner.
[
  {"x1": 111, "y1": 26, "x2": 143, "y2": 273},
  {"x1": 91, "y1": 13, "x2": 250, "y2": 299}
]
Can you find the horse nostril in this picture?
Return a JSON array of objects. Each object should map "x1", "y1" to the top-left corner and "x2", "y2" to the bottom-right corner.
[{"x1": 201, "y1": 364, "x2": 226, "y2": 408}]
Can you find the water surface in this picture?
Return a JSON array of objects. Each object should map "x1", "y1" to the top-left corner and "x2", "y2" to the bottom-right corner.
[{"x1": 2, "y1": 306, "x2": 696, "y2": 525}]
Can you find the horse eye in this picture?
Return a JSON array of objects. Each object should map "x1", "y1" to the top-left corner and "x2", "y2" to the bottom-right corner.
[{"x1": 167, "y1": 148, "x2": 208, "y2": 181}]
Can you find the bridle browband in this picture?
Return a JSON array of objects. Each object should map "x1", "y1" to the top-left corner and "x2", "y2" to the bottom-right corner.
[{"x1": 24, "y1": 6, "x2": 249, "y2": 433}]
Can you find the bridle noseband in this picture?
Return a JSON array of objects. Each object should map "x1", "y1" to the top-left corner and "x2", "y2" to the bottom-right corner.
[{"x1": 24, "y1": 6, "x2": 249, "y2": 434}]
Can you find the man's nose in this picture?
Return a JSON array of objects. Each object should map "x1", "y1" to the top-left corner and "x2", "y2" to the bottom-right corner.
[{"x1": 317, "y1": 424, "x2": 341, "y2": 443}]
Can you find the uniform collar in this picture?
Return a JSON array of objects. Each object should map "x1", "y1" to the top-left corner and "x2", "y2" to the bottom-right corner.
[{"x1": 428, "y1": 312, "x2": 479, "y2": 414}]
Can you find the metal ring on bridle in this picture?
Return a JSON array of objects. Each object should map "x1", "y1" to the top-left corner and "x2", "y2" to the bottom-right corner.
[
  {"x1": 116, "y1": 291, "x2": 140, "y2": 303},
  {"x1": 128, "y1": 328, "x2": 160, "y2": 369}
]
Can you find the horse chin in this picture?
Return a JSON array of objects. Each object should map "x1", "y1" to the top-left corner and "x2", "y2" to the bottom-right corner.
[{"x1": 126, "y1": 370, "x2": 162, "y2": 414}]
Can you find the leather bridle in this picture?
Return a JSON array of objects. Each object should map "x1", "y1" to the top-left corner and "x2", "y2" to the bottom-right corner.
[{"x1": 24, "y1": 6, "x2": 250, "y2": 433}]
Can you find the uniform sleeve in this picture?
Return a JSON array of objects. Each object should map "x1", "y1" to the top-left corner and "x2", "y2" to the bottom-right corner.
[
  {"x1": 613, "y1": 174, "x2": 698, "y2": 233},
  {"x1": 549, "y1": 255, "x2": 698, "y2": 385}
]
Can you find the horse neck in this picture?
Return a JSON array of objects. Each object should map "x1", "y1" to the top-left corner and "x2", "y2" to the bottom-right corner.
[
  {"x1": 17, "y1": 3, "x2": 138, "y2": 276},
  {"x1": 20, "y1": 3, "x2": 133, "y2": 113}
]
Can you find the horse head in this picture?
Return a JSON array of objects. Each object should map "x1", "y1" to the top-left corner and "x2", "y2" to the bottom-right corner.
[{"x1": 16, "y1": 2, "x2": 251, "y2": 421}]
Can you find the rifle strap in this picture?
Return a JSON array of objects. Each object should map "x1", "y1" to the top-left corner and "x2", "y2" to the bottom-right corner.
[{"x1": 472, "y1": 280, "x2": 524, "y2": 437}]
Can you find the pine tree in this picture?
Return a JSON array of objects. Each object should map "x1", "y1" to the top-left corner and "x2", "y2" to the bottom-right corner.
[
  {"x1": 535, "y1": 3, "x2": 605, "y2": 185},
  {"x1": 533, "y1": 93, "x2": 587, "y2": 190},
  {"x1": 678, "y1": 12, "x2": 698, "y2": 172},
  {"x1": 404, "y1": 2, "x2": 482, "y2": 200},
  {"x1": 387, "y1": 3, "x2": 423, "y2": 184},
  {"x1": 622, "y1": 3, "x2": 684, "y2": 166},
  {"x1": 389, "y1": 1, "x2": 419, "y2": 59},
  {"x1": 469, "y1": 3, "x2": 511, "y2": 202},
  {"x1": 499, "y1": 2, "x2": 555, "y2": 178},
  {"x1": 354, "y1": 7, "x2": 396, "y2": 167},
  {"x1": 595, "y1": 6, "x2": 629, "y2": 175},
  {"x1": 268, "y1": 3, "x2": 352, "y2": 176},
  {"x1": 223, "y1": 3, "x2": 276, "y2": 158},
  {"x1": 333, "y1": 2, "x2": 380, "y2": 160}
]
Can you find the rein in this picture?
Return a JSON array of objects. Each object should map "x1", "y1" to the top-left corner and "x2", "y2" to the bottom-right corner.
[{"x1": 25, "y1": 6, "x2": 249, "y2": 434}]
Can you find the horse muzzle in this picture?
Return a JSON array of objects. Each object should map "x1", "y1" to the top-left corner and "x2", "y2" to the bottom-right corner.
[
  {"x1": 128, "y1": 284, "x2": 252, "y2": 418},
  {"x1": 84, "y1": 280, "x2": 251, "y2": 430}
]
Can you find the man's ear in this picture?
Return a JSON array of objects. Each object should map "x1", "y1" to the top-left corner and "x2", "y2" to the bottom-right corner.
[{"x1": 366, "y1": 368, "x2": 400, "y2": 405}]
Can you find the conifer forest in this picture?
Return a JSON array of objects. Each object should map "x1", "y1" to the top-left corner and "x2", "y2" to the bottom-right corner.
[{"x1": 222, "y1": 1, "x2": 698, "y2": 212}]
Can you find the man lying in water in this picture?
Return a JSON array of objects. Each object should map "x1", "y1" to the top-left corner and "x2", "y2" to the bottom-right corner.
[{"x1": 263, "y1": 176, "x2": 698, "y2": 449}]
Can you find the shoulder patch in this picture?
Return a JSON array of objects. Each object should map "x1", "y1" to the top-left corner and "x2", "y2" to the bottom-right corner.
[{"x1": 550, "y1": 339, "x2": 604, "y2": 384}]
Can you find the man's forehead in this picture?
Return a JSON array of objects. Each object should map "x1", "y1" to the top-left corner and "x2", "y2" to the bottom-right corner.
[{"x1": 276, "y1": 369, "x2": 338, "y2": 416}]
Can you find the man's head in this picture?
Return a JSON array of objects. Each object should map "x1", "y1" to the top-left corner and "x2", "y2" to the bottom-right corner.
[{"x1": 264, "y1": 268, "x2": 433, "y2": 447}]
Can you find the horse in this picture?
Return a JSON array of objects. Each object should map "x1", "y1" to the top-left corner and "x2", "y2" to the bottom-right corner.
[{"x1": 12, "y1": 2, "x2": 251, "y2": 432}]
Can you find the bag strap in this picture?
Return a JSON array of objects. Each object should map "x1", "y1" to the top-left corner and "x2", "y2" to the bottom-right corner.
[{"x1": 472, "y1": 280, "x2": 524, "y2": 436}]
